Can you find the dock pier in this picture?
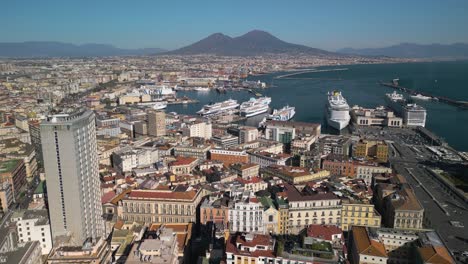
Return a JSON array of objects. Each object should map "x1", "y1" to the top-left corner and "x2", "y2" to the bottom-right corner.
[{"x1": 379, "y1": 82, "x2": 468, "y2": 109}]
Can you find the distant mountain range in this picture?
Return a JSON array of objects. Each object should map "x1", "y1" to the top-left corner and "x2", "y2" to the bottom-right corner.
[
  {"x1": 338, "y1": 43, "x2": 468, "y2": 58},
  {"x1": 2, "y1": 36, "x2": 468, "y2": 59},
  {"x1": 165, "y1": 30, "x2": 334, "y2": 56},
  {"x1": 0, "y1": 41, "x2": 166, "y2": 58}
]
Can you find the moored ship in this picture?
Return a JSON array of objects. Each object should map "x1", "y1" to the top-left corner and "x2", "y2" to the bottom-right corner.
[
  {"x1": 385, "y1": 91, "x2": 426, "y2": 127},
  {"x1": 197, "y1": 99, "x2": 239, "y2": 116},
  {"x1": 239, "y1": 97, "x2": 271, "y2": 117},
  {"x1": 326, "y1": 91, "x2": 351, "y2": 130},
  {"x1": 267, "y1": 105, "x2": 295, "y2": 121},
  {"x1": 138, "y1": 101, "x2": 167, "y2": 110}
]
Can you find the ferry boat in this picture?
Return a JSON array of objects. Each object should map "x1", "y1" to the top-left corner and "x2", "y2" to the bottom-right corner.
[
  {"x1": 326, "y1": 91, "x2": 350, "y2": 130},
  {"x1": 197, "y1": 99, "x2": 239, "y2": 116},
  {"x1": 138, "y1": 101, "x2": 167, "y2": 110},
  {"x1": 385, "y1": 91, "x2": 427, "y2": 127},
  {"x1": 410, "y1": 94, "x2": 432, "y2": 101},
  {"x1": 385, "y1": 91, "x2": 406, "y2": 111},
  {"x1": 239, "y1": 97, "x2": 271, "y2": 117},
  {"x1": 267, "y1": 105, "x2": 295, "y2": 121}
]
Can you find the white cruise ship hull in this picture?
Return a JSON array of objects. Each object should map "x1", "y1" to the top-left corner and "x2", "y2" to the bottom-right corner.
[
  {"x1": 327, "y1": 117, "x2": 350, "y2": 130},
  {"x1": 198, "y1": 104, "x2": 239, "y2": 116},
  {"x1": 326, "y1": 91, "x2": 351, "y2": 130},
  {"x1": 241, "y1": 107, "x2": 269, "y2": 117}
]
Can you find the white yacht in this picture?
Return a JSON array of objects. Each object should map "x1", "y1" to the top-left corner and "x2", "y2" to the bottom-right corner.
[
  {"x1": 239, "y1": 97, "x2": 271, "y2": 117},
  {"x1": 197, "y1": 99, "x2": 239, "y2": 116},
  {"x1": 326, "y1": 91, "x2": 350, "y2": 130}
]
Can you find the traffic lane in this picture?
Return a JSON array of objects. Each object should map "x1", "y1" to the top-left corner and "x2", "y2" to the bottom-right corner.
[{"x1": 393, "y1": 163, "x2": 468, "y2": 252}]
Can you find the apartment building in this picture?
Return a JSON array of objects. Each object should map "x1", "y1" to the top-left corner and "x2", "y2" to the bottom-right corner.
[
  {"x1": 229, "y1": 192, "x2": 264, "y2": 234},
  {"x1": 261, "y1": 165, "x2": 330, "y2": 184},
  {"x1": 200, "y1": 194, "x2": 229, "y2": 228},
  {"x1": 210, "y1": 149, "x2": 249, "y2": 166},
  {"x1": 353, "y1": 140, "x2": 389, "y2": 163},
  {"x1": 283, "y1": 183, "x2": 342, "y2": 234},
  {"x1": 12, "y1": 209, "x2": 52, "y2": 255},
  {"x1": 321, "y1": 155, "x2": 357, "y2": 178},
  {"x1": 248, "y1": 151, "x2": 290, "y2": 168},
  {"x1": 118, "y1": 185, "x2": 203, "y2": 224},
  {"x1": 341, "y1": 201, "x2": 381, "y2": 232},
  {"x1": 168, "y1": 157, "x2": 198, "y2": 175},
  {"x1": 0, "y1": 159, "x2": 27, "y2": 199},
  {"x1": 230, "y1": 163, "x2": 260, "y2": 179},
  {"x1": 112, "y1": 146, "x2": 159, "y2": 173},
  {"x1": 182, "y1": 120, "x2": 212, "y2": 139},
  {"x1": 173, "y1": 144, "x2": 211, "y2": 160}
]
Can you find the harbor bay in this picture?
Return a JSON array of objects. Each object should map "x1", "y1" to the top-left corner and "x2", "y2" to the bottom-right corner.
[{"x1": 167, "y1": 61, "x2": 468, "y2": 151}]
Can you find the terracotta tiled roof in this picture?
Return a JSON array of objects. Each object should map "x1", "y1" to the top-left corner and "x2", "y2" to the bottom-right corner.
[
  {"x1": 396, "y1": 188, "x2": 423, "y2": 211},
  {"x1": 101, "y1": 191, "x2": 116, "y2": 204},
  {"x1": 236, "y1": 177, "x2": 263, "y2": 184},
  {"x1": 351, "y1": 226, "x2": 387, "y2": 258},
  {"x1": 418, "y1": 245, "x2": 454, "y2": 264},
  {"x1": 170, "y1": 157, "x2": 198, "y2": 166},
  {"x1": 226, "y1": 234, "x2": 275, "y2": 258},
  {"x1": 110, "y1": 188, "x2": 133, "y2": 205},
  {"x1": 307, "y1": 224, "x2": 342, "y2": 241}
]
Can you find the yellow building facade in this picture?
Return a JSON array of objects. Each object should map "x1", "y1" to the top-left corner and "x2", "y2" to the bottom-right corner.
[{"x1": 341, "y1": 203, "x2": 381, "y2": 231}]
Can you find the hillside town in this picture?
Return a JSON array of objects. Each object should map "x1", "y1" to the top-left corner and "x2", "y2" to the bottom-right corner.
[{"x1": 0, "y1": 54, "x2": 467, "y2": 264}]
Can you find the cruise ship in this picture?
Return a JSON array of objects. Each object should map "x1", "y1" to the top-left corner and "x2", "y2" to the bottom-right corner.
[
  {"x1": 197, "y1": 99, "x2": 239, "y2": 116},
  {"x1": 385, "y1": 91, "x2": 427, "y2": 127},
  {"x1": 239, "y1": 97, "x2": 271, "y2": 117},
  {"x1": 326, "y1": 91, "x2": 351, "y2": 130},
  {"x1": 267, "y1": 105, "x2": 295, "y2": 121}
]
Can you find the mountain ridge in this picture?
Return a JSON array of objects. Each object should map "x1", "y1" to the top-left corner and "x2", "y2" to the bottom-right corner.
[
  {"x1": 0, "y1": 41, "x2": 167, "y2": 58},
  {"x1": 165, "y1": 30, "x2": 335, "y2": 56}
]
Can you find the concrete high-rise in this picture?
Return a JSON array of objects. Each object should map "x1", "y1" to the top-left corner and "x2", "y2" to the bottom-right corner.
[
  {"x1": 40, "y1": 110, "x2": 103, "y2": 245},
  {"x1": 147, "y1": 110, "x2": 166, "y2": 137}
]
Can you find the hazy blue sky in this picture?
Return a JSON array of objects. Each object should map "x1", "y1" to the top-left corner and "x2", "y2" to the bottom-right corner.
[{"x1": 2, "y1": 0, "x2": 468, "y2": 51}]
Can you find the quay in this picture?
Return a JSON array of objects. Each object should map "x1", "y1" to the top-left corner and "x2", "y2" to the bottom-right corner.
[
  {"x1": 379, "y1": 82, "x2": 468, "y2": 109},
  {"x1": 274, "y1": 68, "x2": 348, "y2": 79}
]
